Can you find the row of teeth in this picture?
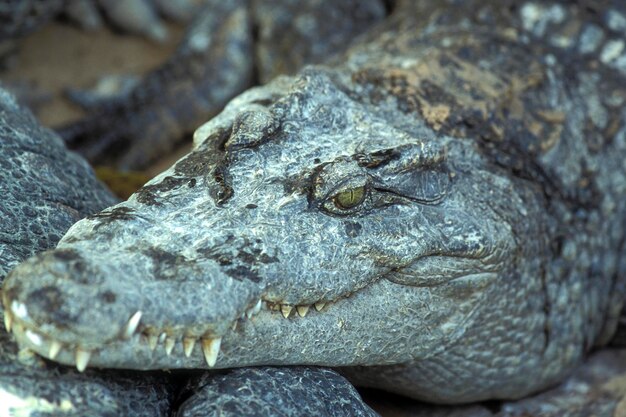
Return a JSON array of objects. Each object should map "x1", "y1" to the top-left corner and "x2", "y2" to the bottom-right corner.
[
  {"x1": 264, "y1": 301, "x2": 327, "y2": 319},
  {"x1": 4, "y1": 310, "x2": 223, "y2": 373},
  {"x1": 4, "y1": 298, "x2": 330, "y2": 373}
]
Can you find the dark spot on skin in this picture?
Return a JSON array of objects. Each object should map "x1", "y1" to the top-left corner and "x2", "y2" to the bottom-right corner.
[
  {"x1": 355, "y1": 148, "x2": 399, "y2": 168},
  {"x1": 143, "y1": 247, "x2": 192, "y2": 281},
  {"x1": 344, "y1": 221, "x2": 362, "y2": 238},
  {"x1": 209, "y1": 164, "x2": 233, "y2": 206},
  {"x1": 136, "y1": 176, "x2": 195, "y2": 206},
  {"x1": 245, "y1": 204, "x2": 258, "y2": 209},
  {"x1": 101, "y1": 291, "x2": 117, "y2": 303},
  {"x1": 223, "y1": 265, "x2": 262, "y2": 283},
  {"x1": 175, "y1": 128, "x2": 230, "y2": 177},
  {"x1": 27, "y1": 286, "x2": 74, "y2": 324},
  {"x1": 51, "y1": 249, "x2": 81, "y2": 262},
  {"x1": 198, "y1": 238, "x2": 277, "y2": 283},
  {"x1": 314, "y1": 158, "x2": 321, "y2": 164},
  {"x1": 89, "y1": 207, "x2": 136, "y2": 229}
]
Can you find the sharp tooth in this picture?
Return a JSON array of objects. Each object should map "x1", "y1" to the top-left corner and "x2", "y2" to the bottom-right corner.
[
  {"x1": 49, "y1": 341, "x2": 62, "y2": 359},
  {"x1": 231, "y1": 321, "x2": 238, "y2": 331},
  {"x1": 201, "y1": 337, "x2": 221, "y2": 367},
  {"x1": 148, "y1": 334, "x2": 158, "y2": 351},
  {"x1": 123, "y1": 311, "x2": 142, "y2": 338},
  {"x1": 253, "y1": 299, "x2": 262, "y2": 314},
  {"x1": 158, "y1": 332, "x2": 167, "y2": 344},
  {"x1": 25, "y1": 329, "x2": 43, "y2": 346},
  {"x1": 183, "y1": 337, "x2": 196, "y2": 358},
  {"x1": 314, "y1": 302, "x2": 326, "y2": 312},
  {"x1": 246, "y1": 299, "x2": 263, "y2": 318},
  {"x1": 4, "y1": 313, "x2": 12, "y2": 332},
  {"x1": 281, "y1": 304, "x2": 293, "y2": 318},
  {"x1": 165, "y1": 337, "x2": 176, "y2": 355},
  {"x1": 11, "y1": 300, "x2": 28, "y2": 320},
  {"x1": 75, "y1": 348, "x2": 91, "y2": 372},
  {"x1": 296, "y1": 305, "x2": 310, "y2": 317}
]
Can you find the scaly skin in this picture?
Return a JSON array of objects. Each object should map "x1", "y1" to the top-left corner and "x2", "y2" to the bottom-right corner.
[
  {"x1": 59, "y1": 0, "x2": 387, "y2": 169},
  {"x1": 3, "y1": 0, "x2": 626, "y2": 406},
  {"x1": 0, "y1": 87, "x2": 175, "y2": 417}
]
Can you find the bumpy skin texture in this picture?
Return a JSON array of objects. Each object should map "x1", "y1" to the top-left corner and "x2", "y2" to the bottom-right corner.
[
  {"x1": 60, "y1": 0, "x2": 386, "y2": 169},
  {"x1": 0, "y1": 88, "x2": 175, "y2": 417},
  {"x1": 3, "y1": 0, "x2": 626, "y2": 408},
  {"x1": 175, "y1": 367, "x2": 379, "y2": 417},
  {"x1": 371, "y1": 349, "x2": 626, "y2": 417},
  {"x1": 0, "y1": 87, "x2": 116, "y2": 279}
]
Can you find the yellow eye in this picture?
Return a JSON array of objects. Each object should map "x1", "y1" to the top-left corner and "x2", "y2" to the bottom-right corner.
[{"x1": 333, "y1": 186, "x2": 366, "y2": 209}]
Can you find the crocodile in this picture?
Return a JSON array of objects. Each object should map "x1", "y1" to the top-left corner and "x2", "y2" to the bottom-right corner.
[
  {"x1": 3, "y1": 0, "x2": 626, "y2": 408},
  {"x1": 0, "y1": 85, "x2": 378, "y2": 416},
  {"x1": 59, "y1": 0, "x2": 387, "y2": 170},
  {"x1": 0, "y1": 0, "x2": 200, "y2": 42},
  {"x1": 0, "y1": 86, "x2": 176, "y2": 417}
]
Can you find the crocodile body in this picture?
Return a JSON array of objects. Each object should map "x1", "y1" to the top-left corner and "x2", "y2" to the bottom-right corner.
[
  {"x1": 0, "y1": 87, "x2": 175, "y2": 417},
  {"x1": 0, "y1": 0, "x2": 200, "y2": 42},
  {"x1": 60, "y1": 0, "x2": 386, "y2": 169},
  {"x1": 2, "y1": 0, "x2": 626, "y2": 410}
]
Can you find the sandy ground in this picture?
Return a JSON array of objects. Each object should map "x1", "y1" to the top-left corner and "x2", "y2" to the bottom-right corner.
[{"x1": 0, "y1": 20, "x2": 191, "y2": 181}]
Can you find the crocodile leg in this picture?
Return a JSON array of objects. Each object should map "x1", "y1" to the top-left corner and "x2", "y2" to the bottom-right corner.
[
  {"x1": 59, "y1": 0, "x2": 255, "y2": 170},
  {"x1": 58, "y1": 0, "x2": 386, "y2": 170},
  {"x1": 175, "y1": 367, "x2": 380, "y2": 417}
]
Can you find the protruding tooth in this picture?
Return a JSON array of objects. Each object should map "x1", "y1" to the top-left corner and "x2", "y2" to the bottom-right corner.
[
  {"x1": 148, "y1": 334, "x2": 158, "y2": 351},
  {"x1": 183, "y1": 337, "x2": 196, "y2": 358},
  {"x1": 158, "y1": 332, "x2": 167, "y2": 344},
  {"x1": 49, "y1": 341, "x2": 62, "y2": 359},
  {"x1": 25, "y1": 329, "x2": 43, "y2": 346},
  {"x1": 246, "y1": 299, "x2": 263, "y2": 318},
  {"x1": 281, "y1": 304, "x2": 293, "y2": 318},
  {"x1": 296, "y1": 305, "x2": 310, "y2": 317},
  {"x1": 201, "y1": 337, "x2": 221, "y2": 367},
  {"x1": 165, "y1": 337, "x2": 176, "y2": 355},
  {"x1": 231, "y1": 321, "x2": 238, "y2": 331},
  {"x1": 75, "y1": 348, "x2": 91, "y2": 372},
  {"x1": 314, "y1": 302, "x2": 326, "y2": 312},
  {"x1": 4, "y1": 313, "x2": 12, "y2": 332},
  {"x1": 123, "y1": 311, "x2": 142, "y2": 339},
  {"x1": 11, "y1": 300, "x2": 28, "y2": 320}
]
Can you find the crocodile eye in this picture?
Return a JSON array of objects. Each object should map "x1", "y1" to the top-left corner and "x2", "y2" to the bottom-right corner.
[{"x1": 333, "y1": 186, "x2": 366, "y2": 210}]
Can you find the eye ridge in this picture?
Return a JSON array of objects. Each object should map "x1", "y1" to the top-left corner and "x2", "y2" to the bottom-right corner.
[{"x1": 333, "y1": 186, "x2": 366, "y2": 210}]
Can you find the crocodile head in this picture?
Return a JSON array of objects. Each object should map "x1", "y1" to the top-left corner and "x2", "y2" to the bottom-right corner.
[{"x1": 3, "y1": 69, "x2": 565, "y2": 401}]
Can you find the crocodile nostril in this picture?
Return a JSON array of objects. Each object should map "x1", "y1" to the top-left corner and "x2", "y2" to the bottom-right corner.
[
  {"x1": 100, "y1": 291, "x2": 117, "y2": 304},
  {"x1": 25, "y1": 285, "x2": 74, "y2": 325}
]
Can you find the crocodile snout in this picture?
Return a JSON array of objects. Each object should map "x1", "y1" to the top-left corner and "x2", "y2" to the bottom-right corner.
[{"x1": 2, "y1": 245, "x2": 263, "y2": 371}]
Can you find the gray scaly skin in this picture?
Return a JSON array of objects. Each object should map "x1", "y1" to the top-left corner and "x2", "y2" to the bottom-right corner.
[
  {"x1": 175, "y1": 367, "x2": 379, "y2": 417},
  {"x1": 0, "y1": 87, "x2": 378, "y2": 416},
  {"x1": 59, "y1": 0, "x2": 387, "y2": 169},
  {"x1": 0, "y1": 87, "x2": 175, "y2": 416},
  {"x1": 3, "y1": 0, "x2": 626, "y2": 407}
]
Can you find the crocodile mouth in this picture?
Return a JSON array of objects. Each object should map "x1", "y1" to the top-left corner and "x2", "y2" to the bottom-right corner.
[
  {"x1": 2, "y1": 289, "x2": 350, "y2": 372},
  {"x1": 3, "y1": 268, "x2": 498, "y2": 372}
]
